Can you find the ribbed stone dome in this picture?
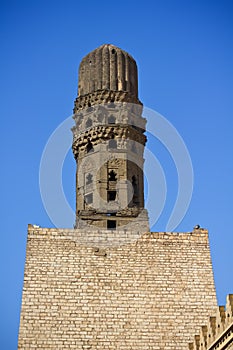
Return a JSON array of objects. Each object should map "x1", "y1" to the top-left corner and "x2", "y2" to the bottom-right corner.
[{"x1": 78, "y1": 44, "x2": 139, "y2": 99}]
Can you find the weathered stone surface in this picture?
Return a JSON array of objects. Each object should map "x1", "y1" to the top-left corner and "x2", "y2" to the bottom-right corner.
[
  {"x1": 72, "y1": 45, "x2": 148, "y2": 230},
  {"x1": 77, "y1": 44, "x2": 139, "y2": 102},
  {"x1": 189, "y1": 294, "x2": 233, "y2": 350},
  {"x1": 18, "y1": 45, "x2": 219, "y2": 350},
  {"x1": 18, "y1": 226, "x2": 217, "y2": 349}
]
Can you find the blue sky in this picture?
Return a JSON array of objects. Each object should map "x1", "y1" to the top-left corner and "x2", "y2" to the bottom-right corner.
[{"x1": 1, "y1": 0, "x2": 233, "y2": 348}]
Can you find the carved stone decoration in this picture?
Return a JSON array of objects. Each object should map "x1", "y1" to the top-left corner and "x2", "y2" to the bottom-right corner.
[
  {"x1": 72, "y1": 44, "x2": 149, "y2": 230},
  {"x1": 80, "y1": 158, "x2": 94, "y2": 172},
  {"x1": 18, "y1": 46, "x2": 219, "y2": 349},
  {"x1": 72, "y1": 124, "x2": 146, "y2": 160},
  {"x1": 108, "y1": 158, "x2": 124, "y2": 168}
]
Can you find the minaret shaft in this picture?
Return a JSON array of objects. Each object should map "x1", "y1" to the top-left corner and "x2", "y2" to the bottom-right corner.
[{"x1": 72, "y1": 44, "x2": 149, "y2": 230}]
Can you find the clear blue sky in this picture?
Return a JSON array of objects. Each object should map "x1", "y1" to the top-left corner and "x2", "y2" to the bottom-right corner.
[{"x1": 1, "y1": 0, "x2": 233, "y2": 349}]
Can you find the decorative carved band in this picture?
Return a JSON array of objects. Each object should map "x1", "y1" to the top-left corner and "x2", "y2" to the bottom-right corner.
[
  {"x1": 78, "y1": 207, "x2": 143, "y2": 218},
  {"x1": 72, "y1": 124, "x2": 146, "y2": 159},
  {"x1": 74, "y1": 89, "x2": 141, "y2": 112}
]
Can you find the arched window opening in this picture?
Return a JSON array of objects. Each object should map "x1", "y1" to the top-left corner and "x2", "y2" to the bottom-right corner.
[
  {"x1": 86, "y1": 141, "x2": 94, "y2": 153},
  {"x1": 108, "y1": 170, "x2": 117, "y2": 181},
  {"x1": 108, "y1": 115, "x2": 116, "y2": 124}
]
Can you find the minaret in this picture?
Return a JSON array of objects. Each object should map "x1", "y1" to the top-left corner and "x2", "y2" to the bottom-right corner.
[
  {"x1": 72, "y1": 44, "x2": 149, "y2": 230},
  {"x1": 18, "y1": 45, "x2": 218, "y2": 350}
]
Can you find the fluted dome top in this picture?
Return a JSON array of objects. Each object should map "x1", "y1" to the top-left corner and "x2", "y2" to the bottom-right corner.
[{"x1": 78, "y1": 44, "x2": 139, "y2": 99}]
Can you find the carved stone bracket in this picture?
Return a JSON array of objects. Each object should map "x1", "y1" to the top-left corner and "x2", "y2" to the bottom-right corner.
[{"x1": 74, "y1": 90, "x2": 142, "y2": 112}]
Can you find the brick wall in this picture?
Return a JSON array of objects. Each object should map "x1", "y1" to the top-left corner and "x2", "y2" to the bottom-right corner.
[{"x1": 18, "y1": 226, "x2": 217, "y2": 349}]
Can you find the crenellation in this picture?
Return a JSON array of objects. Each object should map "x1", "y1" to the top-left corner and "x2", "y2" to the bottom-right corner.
[{"x1": 189, "y1": 294, "x2": 233, "y2": 350}]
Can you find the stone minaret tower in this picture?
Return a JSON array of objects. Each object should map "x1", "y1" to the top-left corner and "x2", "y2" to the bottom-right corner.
[
  {"x1": 18, "y1": 44, "x2": 217, "y2": 350},
  {"x1": 72, "y1": 44, "x2": 149, "y2": 230}
]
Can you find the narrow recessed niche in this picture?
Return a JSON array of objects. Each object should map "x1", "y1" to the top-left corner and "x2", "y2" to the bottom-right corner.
[
  {"x1": 86, "y1": 141, "x2": 94, "y2": 153},
  {"x1": 108, "y1": 115, "x2": 116, "y2": 124},
  {"x1": 108, "y1": 100, "x2": 115, "y2": 108},
  {"x1": 108, "y1": 191, "x2": 116, "y2": 201},
  {"x1": 107, "y1": 220, "x2": 116, "y2": 230},
  {"x1": 109, "y1": 139, "x2": 117, "y2": 149}
]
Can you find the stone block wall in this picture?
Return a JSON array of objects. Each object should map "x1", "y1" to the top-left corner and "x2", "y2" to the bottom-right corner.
[
  {"x1": 18, "y1": 226, "x2": 217, "y2": 349},
  {"x1": 189, "y1": 294, "x2": 233, "y2": 350}
]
